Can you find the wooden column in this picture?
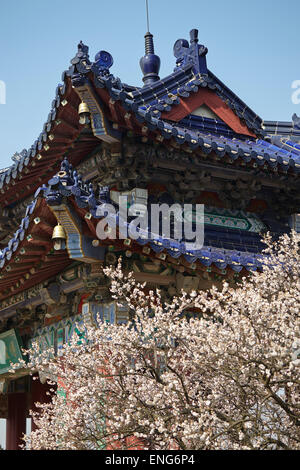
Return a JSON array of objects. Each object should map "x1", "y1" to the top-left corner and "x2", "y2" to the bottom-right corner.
[{"x1": 6, "y1": 392, "x2": 27, "y2": 450}]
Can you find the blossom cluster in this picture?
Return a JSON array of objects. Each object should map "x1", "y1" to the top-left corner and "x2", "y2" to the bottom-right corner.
[{"x1": 16, "y1": 233, "x2": 300, "y2": 450}]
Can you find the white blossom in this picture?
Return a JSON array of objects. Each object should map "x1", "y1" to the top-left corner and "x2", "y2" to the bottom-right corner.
[{"x1": 17, "y1": 232, "x2": 300, "y2": 450}]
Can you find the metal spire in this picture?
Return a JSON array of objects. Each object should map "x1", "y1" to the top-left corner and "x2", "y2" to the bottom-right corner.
[
  {"x1": 146, "y1": 0, "x2": 150, "y2": 32},
  {"x1": 140, "y1": 0, "x2": 160, "y2": 86}
]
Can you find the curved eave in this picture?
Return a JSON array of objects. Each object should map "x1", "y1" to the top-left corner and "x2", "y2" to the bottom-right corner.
[
  {"x1": 43, "y1": 170, "x2": 265, "y2": 275},
  {"x1": 0, "y1": 170, "x2": 266, "y2": 306},
  {"x1": 0, "y1": 76, "x2": 102, "y2": 208},
  {"x1": 0, "y1": 198, "x2": 72, "y2": 301}
]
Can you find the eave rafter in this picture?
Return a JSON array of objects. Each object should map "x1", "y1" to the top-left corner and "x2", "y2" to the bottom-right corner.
[
  {"x1": 0, "y1": 198, "x2": 72, "y2": 301},
  {"x1": 0, "y1": 77, "x2": 102, "y2": 208}
]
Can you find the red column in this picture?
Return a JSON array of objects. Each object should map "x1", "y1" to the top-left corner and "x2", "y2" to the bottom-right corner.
[
  {"x1": 6, "y1": 392, "x2": 27, "y2": 450},
  {"x1": 31, "y1": 375, "x2": 54, "y2": 432}
]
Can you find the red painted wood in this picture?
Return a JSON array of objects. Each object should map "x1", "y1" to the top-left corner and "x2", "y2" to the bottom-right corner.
[
  {"x1": 161, "y1": 89, "x2": 257, "y2": 138},
  {"x1": 6, "y1": 392, "x2": 27, "y2": 450}
]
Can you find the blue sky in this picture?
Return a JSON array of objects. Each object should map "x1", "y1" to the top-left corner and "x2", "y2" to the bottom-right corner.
[{"x1": 0, "y1": 0, "x2": 299, "y2": 170}]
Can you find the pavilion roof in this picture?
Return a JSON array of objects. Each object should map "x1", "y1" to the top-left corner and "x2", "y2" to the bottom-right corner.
[
  {"x1": 1, "y1": 28, "x2": 300, "y2": 210},
  {"x1": 0, "y1": 156, "x2": 290, "y2": 304},
  {"x1": 0, "y1": 29, "x2": 299, "y2": 300}
]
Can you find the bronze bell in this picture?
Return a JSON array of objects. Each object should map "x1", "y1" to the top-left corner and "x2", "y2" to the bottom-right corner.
[
  {"x1": 78, "y1": 102, "x2": 90, "y2": 126},
  {"x1": 78, "y1": 101, "x2": 90, "y2": 115},
  {"x1": 52, "y1": 223, "x2": 66, "y2": 241},
  {"x1": 52, "y1": 223, "x2": 67, "y2": 251}
]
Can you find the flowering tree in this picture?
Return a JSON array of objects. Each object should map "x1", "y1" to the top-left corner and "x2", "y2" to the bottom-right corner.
[{"x1": 18, "y1": 233, "x2": 299, "y2": 450}]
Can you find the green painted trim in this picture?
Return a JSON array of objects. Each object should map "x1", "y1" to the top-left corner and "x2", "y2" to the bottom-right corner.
[{"x1": 0, "y1": 329, "x2": 24, "y2": 375}]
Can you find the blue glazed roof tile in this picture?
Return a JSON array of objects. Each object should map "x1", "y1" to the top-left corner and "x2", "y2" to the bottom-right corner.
[{"x1": 68, "y1": 44, "x2": 300, "y2": 173}]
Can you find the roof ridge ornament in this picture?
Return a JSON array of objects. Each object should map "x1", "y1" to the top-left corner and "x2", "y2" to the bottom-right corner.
[
  {"x1": 93, "y1": 50, "x2": 114, "y2": 74},
  {"x1": 68, "y1": 41, "x2": 91, "y2": 85},
  {"x1": 140, "y1": 32, "x2": 161, "y2": 86},
  {"x1": 77, "y1": 41, "x2": 89, "y2": 59},
  {"x1": 70, "y1": 41, "x2": 90, "y2": 66},
  {"x1": 173, "y1": 28, "x2": 208, "y2": 75}
]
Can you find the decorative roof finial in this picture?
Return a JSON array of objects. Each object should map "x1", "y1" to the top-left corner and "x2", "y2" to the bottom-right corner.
[
  {"x1": 140, "y1": 0, "x2": 160, "y2": 86},
  {"x1": 77, "y1": 40, "x2": 89, "y2": 59},
  {"x1": 173, "y1": 28, "x2": 208, "y2": 75},
  {"x1": 190, "y1": 29, "x2": 199, "y2": 44}
]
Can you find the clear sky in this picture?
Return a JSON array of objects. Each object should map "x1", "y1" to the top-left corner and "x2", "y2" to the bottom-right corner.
[{"x1": 0, "y1": 0, "x2": 299, "y2": 170}]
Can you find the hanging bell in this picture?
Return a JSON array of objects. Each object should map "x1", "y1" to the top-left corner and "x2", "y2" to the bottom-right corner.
[
  {"x1": 52, "y1": 223, "x2": 66, "y2": 240},
  {"x1": 78, "y1": 102, "x2": 89, "y2": 115},
  {"x1": 78, "y1": 102, "x2": 90, "y2": 126},
  {"x1": 52, "y1": 223, "x2": 67, "y2": 251}
]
